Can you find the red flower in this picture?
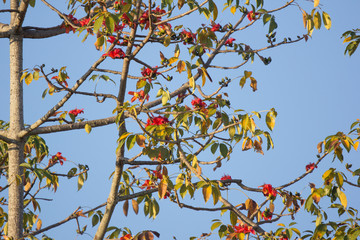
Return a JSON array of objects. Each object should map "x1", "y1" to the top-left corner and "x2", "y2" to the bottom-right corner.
[
  {"x1": 224, "y1": 38, "x2": 236, "y2": 46},
  {"x1": 180, "y1": 29, "x2": 197, "y2": 45},
  {"x1": 103, "y1": 48, "x2": 125, "y2": 59},
  {"x1": 247, "y1": 11, "x2": 259, "y2": 21},
  {"x1": 140, "y1": 179, "x2": 155, "y2": 190},
  {"x1": 152, "y1": 170, "x2": 163, "y2": 179},
  {"x1": 121, "y1": 13, "x2": 133, "y2": 27},
  {"x1": 128, "y1": 90, "x2": 149, "y2": 103},
  {"x1": 51, "y1": 75, "x2": 69, "y2": 88},
  {"x1": 141, "y1": 67, "x2": 158, "y2": 83},
  {"x1": 191, "y1": 98, "x2": 207, "y2": 109},
  {"x1": 233, "y1": 223, "x2": 255, "y2": 234},
  {"x1": 51, "y1": 152, "x2": 67, "y2": 166},
  {"x1": 145, "y1": 116, "x2": 169, "y2": 127},
  {"x1": 211, "y1": 23, "x2": 221, "y2": 32},
  {"x1": 78, "y1": 18, "x2": 91, "y2": 27},
  {"x1": 68, "y1": 108, "x2": 84, "y2": 117},
  {"x1": 220, "y1": 174, "x2": 232, "y2": 181},
  {"x1": 259, "y1": 184, "x2": 277, "y2": 200},
  {"x1": 262, "y1": 208, "x2": 273, "y2": 220},
  {"x1": 306, "y1": 162, "x2": 317, "y2": 171},
  {"x1": 139, "y1": 7, "x2": 165, "y2": 29},
  {"x1": 107, "y1": 36, "x2": 120, "y2": 44},
  {"x1": 164, "y1": 191, "x2": 171, "y2": 199},
  {"x1": 120, "y1": 233, "x2": 132, "y2": 240},
  {"x1": 60, "y1": 14, "x2": 78, "y2": 33}
]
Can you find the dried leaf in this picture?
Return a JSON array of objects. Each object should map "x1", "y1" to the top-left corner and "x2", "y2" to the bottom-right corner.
[
  {"x1": 132, "y1": 199, "x2": 139, "y2": 214},
  {"x1": 123, "y1": 200, "x2": 129, "y2": 216},
  {"x1": 158, "y1": 180, "x2": 168, "y2": 199},
  {"x1": 245, "y1": 198, "x2": 258, "y2": 218}
]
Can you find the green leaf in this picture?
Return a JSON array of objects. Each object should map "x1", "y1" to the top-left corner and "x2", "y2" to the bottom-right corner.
[
  {"x1": 211, "y1": 221, "x2": 222, "y2": 231},
  {"x1": 93, "y1": 15, "x2": 104, "y2": 34},
  {"x1": 269, "y1": 16, "x2": 278, "y2": 34},
  {"x1": 29, "y1": 0, "x2": 35, "y2": 7},
  {"x1": 263, "y1": 14, "x2": 271, "y2": 25},
  {"x1": 322, "y1": 11, "x2": 331, "y2": 30},
  {"x1": 230, "y1": 211, "x2": 237, "y2": 226},
  {"x1": 219, "y1": 144, "x2": 228, "y2": 158}
]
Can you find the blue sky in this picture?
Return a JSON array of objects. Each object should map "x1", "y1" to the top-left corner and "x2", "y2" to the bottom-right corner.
[{"x1": 1, "y1": 0, "x2": 360, "y2": 239}]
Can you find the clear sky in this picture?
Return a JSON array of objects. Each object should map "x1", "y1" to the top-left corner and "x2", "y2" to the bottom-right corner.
[{"x1": 1, "y1": 0, "x2": 360, "y2": 239}]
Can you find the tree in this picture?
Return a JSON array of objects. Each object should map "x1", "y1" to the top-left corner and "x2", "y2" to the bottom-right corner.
[{"x1": 0, "y1": 0, "x2": 359, "y2": 239}]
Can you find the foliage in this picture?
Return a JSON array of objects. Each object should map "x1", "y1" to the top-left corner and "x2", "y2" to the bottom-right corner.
[{"x1": 0, "y1": 0, "x2": 359, "y2": 239}]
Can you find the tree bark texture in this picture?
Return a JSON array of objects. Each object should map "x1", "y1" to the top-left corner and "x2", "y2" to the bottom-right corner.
[{"x1": 8, "y1": 0, "x2": 25, "y2": 238}]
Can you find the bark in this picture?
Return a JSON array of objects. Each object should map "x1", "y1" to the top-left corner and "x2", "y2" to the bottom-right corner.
[
  {"x1": 93, "y1": 1, "x2": 142, "y2": 239},
  {"x1": 8, "y1": 0, "x2": 25, "y2": 238}
]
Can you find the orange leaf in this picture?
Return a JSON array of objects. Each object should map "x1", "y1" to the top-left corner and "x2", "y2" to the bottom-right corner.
[
  {"x1": 158, "y1": 180, "x2": 168, "y2": 199},
  {"x1": 136, "y1": 135, "x2": 146, "y2": 148},
  {"x1": 132, "y1": 199, "x2": 139, "y2": 214}
]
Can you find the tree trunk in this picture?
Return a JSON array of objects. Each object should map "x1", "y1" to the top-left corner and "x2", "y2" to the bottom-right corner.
[{"x1": 8, "y1": 0, "x2": 25, "y2": 238}]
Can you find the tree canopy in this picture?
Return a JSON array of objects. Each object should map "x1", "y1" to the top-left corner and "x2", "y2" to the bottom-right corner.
[{"x1": 0, "y1": 0, "x2": 359, "y2": 239}]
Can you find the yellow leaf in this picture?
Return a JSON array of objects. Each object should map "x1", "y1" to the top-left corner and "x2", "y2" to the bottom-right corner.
[
  {"x1": 177, "y1": 60, "x2": 186, "y2": 73},
  {"x1": 244, "y1": 70, "x2": 252, "y2": 79},
  {"x1": 85, "y1": 124, "x2": 92, "y2": 134},
  {"x1": 174, "y1": 49, "x2": 180, "y2": 58},
  {"x1": 322, "y1": 11, "x2": 331, "y2": 30},
  {"x1": 25, "y1": 73, "x2": 33, "y2": 85},
  {"x1": 353, "y1": 141, "x2": 359, "y2": 151},
  {"x1": 202, "y1": 185, "x2": 212, "y2": 203},
  {"x1": 314, "y1": 11, "x2": 321, "y2": 29},
  {"x1": 230, "y1": 6, "x2": 236, "y2": 15},
  {"x1": 168, "y1": 57, "x2": 178, "y2": 65},
  {"x1": 343, "y1": 36, "x2": 352, "y2": 43},
  {"x1": 189, "y1": 76, "x2": 195, "y2": 90},
  {"x1": 338, "y1": 190, "x2": 347, "y2": 208},
  {"x1": 202, "y1": 69, "x2": 206, "y2": 87},
  {"x1": 314, "y1": 0, "x2": 320, "y2": 8},
  {"x1": 136, "y1": 135, "x2": 146, "y2": 148},
  {"x1": 312, "y1": 192, "x2": 321, "y2": 204},
  {"x1": 302, "y1": 10, "x2": 307, "y2": 28}
]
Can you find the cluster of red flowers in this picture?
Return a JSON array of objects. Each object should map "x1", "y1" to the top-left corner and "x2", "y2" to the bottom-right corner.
[
  {"x1": 128, "y1": 90, "x2": 149, "y2": 103},
  {"x1": 225, "y1": 38, "x2": 236, "y2": 47},
  {"x1": 233, "y1": 223, "x2": 255, "y2": 234},
  {"x1": 50, "y1": 152, "x2": 67, "y2": 166},
  {"x1": 152, "y1": 170, "x2": 163, "y2": 179},
  {"x1": 262, "y1": 208, "x2": 273, "y2": 220},
  {"x1": 191, "y1": 98, "x2": 207, "y2": 109},
  {"x1": 259, "y1": 184, "x2": 277, "y2": 200},
  {"x1": 145, "y1": 116, "x2": 169, "y2": 127},
  {"x1": 141, "y1": 67, "x2": 158, "y2": 83},
  {"x1": 306, "y1": 162, "x2": 317, "y2": 171},
  {"x1": 68, "y1": 108, "x2": 84, "y2": 117},
  {"x1": 180, "y1": 29, "x2": 197, "y2": 45},
  {"x1": 139, "y1": 7, "x2": 166, "y2": 30},
  {"x1": 61, "y1": 15, "x2": 91, "y2": 33},
  {"x1": 247, "y1": 11, "x2": 259, "y2": 21},
  {"x1": 210, "y1": 23, "x2": 221, "y2": 32},
  {"x1": 102, "y1": 48, "x2": 126, "y2": 59},
  {"x1": 119, "y1": 234, "x2": 132, "y2": 240},
  {"x1": 220, "y1": 174, "x2": 232, "y2": 181},
  {"x1": 114, "y1": 0, "x2": 127, "y2": 12}
]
